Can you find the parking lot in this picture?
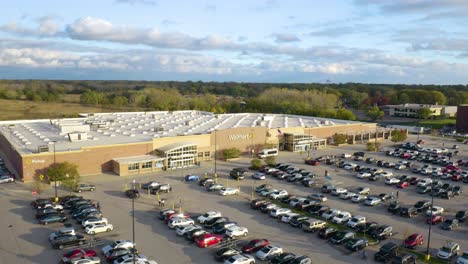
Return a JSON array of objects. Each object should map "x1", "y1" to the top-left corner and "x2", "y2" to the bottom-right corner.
[{"x1": 0, "y1": 134, "x2": 467, "y2": 264}]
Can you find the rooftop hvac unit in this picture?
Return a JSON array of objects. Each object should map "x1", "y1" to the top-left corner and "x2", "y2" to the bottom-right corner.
[
  {"x1": 256, "y1": 121, "x2": 267, "y2": 126},
  {"x1": 37, "y1": 145, "x2": 49, "y2": 153},
  {"x1": 185, "y1": 121, "x2": 194, "y2": 126}
]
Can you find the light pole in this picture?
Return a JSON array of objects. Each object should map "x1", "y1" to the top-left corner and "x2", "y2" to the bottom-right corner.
[
  {"x1": 425, "y1": 175, "x2": 435, "y2": 261},
  {"x1": 132, "y1": 179, "x2": 136, "y2": 264},
  {"x1": 214, "y1": 129, "x2": 217, "y2": 178}
]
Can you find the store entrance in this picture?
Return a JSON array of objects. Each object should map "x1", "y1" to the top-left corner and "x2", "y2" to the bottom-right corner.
[{"x1": 169, "y1": 156, "x2": 195, "y2": 169}]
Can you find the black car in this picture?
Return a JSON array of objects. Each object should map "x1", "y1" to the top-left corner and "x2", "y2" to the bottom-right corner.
[
  {"x1": 413, "y1": 200, "x2": 431, "y2": 212},
  {"x1": 230, "y1": 168, "x2": 245, "y2": 180},
  {"x1": 355, "y1": 222, "x2": 379, "y2": 234},
  {"x1": 319, "y1": 227, "x2": 337, "y2": 239},
  {"x1": 290, "y1": 256, "x2": 312, "y2": 264},
  {"x1": 416, "y1": 186, "x2": 431, "y2": 194},
  {"x1": 453, "y1": 186, "x2": 462, "y2": 195},
  {"x1": 199, "y1": 178, "x2": 215, "y2": 187},
  {"x1": 391, "y1": 254, "x2": 416, "y2": 264},
  {"x1": 36, "y1": 208, "x2": 60, "y2": 219},
  {"x1": 250, "y1": 199, "x2": 269, "y2": 209},
  {"x1": 214, "y1": 247, "x2": 241, "y2": 262},
  {"x1": 378, "y1": 193, "x2": 392, "y2": 201},
  {"x1": 345, "y1": 238, "x2": 368, "y2": 251},
  {"x1": 388, "y1": 201, "x2": 401, "y2": 214},
  {"x1": 365, "y1": 157, "x2": 375, "y2": 163},
  {"x1": 39, "y1": 214, "x2": 68, "y2": 225},
  {"x1": 185, "y1": 229, "x2": 207, "y2": 241},
  {"x1": 289, "y1": 216, "x2": 309, "y2": 228},
  {"x1": 213, "y1": 221, "x2": 237, "y2": 235},
  {"x1": 159, "y1": 209, "x2": 176, "y2": 220},
  {"x1": 50, "y1": 234, "x2": 85, "y2": 249},
  {"x1": 455, "y1": 210, "x2": 468, "y2": 222},
  {"x1": 269, "y1": 253, "x2": 296, "y2": 264},
  {"x1": 125, "y1": 189, "x2": 140, "y2": 198},
  {"x1": 374, "y1": 242, "x2": 398, "y2": 263},
  {"x1": 399, "y1": 207, "x2": 418, "y2": 218},
  {"x1": 255, "y1": 184, "x2": 273, "y2": 193},
  {"x1": 371, "y1": 225, "x2": 393, "y2": 240},
  {"x1": 76, "y1": 211, "x2": 102, "y2": 223},
  {"x1": 329, "y1": 231, "x2": 355, "y2": 244},
  {"x1": 440, "y1": 191, "x2": 455, "y2": 199},
  {"x1": 309, "y1": 205, "x2": 329, "y2": 215},
  {"x1": 204, "y1": 217, "x2": 229, "y2": 229},
  {"x1": 107, "y1": 248, "x2": 139, "y2": 263},
  {"x1": 441, "y1": 218, "x2": 459, "y2": 230}
]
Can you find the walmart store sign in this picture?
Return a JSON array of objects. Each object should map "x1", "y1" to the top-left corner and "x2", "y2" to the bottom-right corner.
[{"x1": 229, "y1": 133, "x2": 254, "y2": 141}]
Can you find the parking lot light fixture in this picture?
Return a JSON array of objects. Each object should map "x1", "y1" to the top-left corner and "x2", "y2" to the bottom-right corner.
[
  {"x1": 132, "y1": 178, "x2": 136, "y2": 264},
  {"x1": 426, "y1": 174, "x2": 435, "y2": 261}
]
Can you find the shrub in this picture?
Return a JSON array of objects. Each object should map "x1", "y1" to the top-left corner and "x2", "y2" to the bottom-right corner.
[
  {"x1": 391, "y1": 129, "x2": 408, "y2": 142},
  {"x1": 366, "y1": 142, "x2": 380, "y2": 151},
  {"x1": 222, "y1": 148, "x2": 241, "y2": 160},
  {"x1": 250, "y1": 159, "x2": 262, "y2": 170},
  {"x1": 333, "y1": 133, "x2": 348, "y2": 144},
  {"x1": 264, "y1": 156, "x2": 276, "y2": 166}
]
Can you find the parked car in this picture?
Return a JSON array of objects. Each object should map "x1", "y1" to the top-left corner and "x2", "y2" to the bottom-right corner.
[
  {"x1": 125, "y1": 189, "x2": 140, "y2": 198},
  {"x1": 400, "y1": 207, "x2": 418, "y2": 218},
  {"x1": 456, "y1": 251, "x2": 468, "y2": 264},
  {"x1": 269, "y1": 253, "x2": 296, "y2": 264},
  {"x1": 85, "y1": 223, "x2": 113, "y2": 235},
  {"x1": 301, "y1": 218, "x2": 326, "y2": 233},
  {"x1": 39, "y1": 214, "x2": 67, "y2": 225},
  {"x1": 102, "y1": 240, "x2": 134, "y2": 257},
  {"x1": 441, "y1": 218, "x2": 459, "y2": 230},
  {"x1": 168, "y1": 217, "x2": 195, "y2": 229},
  {"x1": 318, "y1": 227, "x2": 337, "y2": 239},
  {"x1": 196, "y1": 233, "x2": 223, "y2": 248},
  {"x1": 185, "y1": 175, "x2": 200, "y2": 182},
  {"x1": 347, "y1": 215, "x2": 366, "y2": 228},
  {"x1": 374, "y1": 242, "x2": 398, "y2": 263},
  {"x1": 215, "y1": 247, "x2": 241, "y2": 262},
  {"x1": 242, "y1": 239, "x2": 269, "y2": 253},
  {"x1": 414, "y1": 200, "x2": 432, "y2": 212},
  {"x1": 391, "y1": 254, "x2": 417, "y2": 264},
  {"x1": 329, "y1": 231, "x2": 355, "y2": 244},
  {"x1": 403, "y1": 233, "x2": 424, "y2": 249},
  {"x1": 256, "y1": 245, "x2": 283, "y2": 261},
  {"x1": 371, "y1": 225, "x2": 393, "y2": 240},
  {"x1": 224, "y1": 254, "x2": 255, "y2": 264},
  {"x1": 199, "y1": 178, "x2": 214, "y2": 187},
  {"x1": 455, "y1": 210, "x2": 468, "y2": 222},
  {"x1": 427, "y1": 215, "x2": 444, "y2": 225},
  {"x1": 426, "y1": 206, "x2": 444, "y2": 216},
  {"x1": 289, "y1": 256, "x2": 312, "y2": 264},
  {"x1": 307, "y1": 193, "x2": 327, "y2": 202},
  {"x1": 437, "y1": 242, "x2": 460, "y2": 260},
  {"x1": 62, "y1": 249, "x2": 97, "y2": 263},
  {"x1": 345, "y1": 238, "x2": 368, "y2": 251},
  {"x1": 220, "y1": 188, "x2": 239, "y2": 196},
  {"x1": 197, "y1": 211, "x2": 222, "y2": 224},
  {"x1": 51, "y1": 234, "x2": 86, "y2": 249},
  {"x1": 225, "y1": 226, "x2": 249, "y2": 238},
  {"x1": 364, "y1": 197, "x2": 381, "y2": 206}
]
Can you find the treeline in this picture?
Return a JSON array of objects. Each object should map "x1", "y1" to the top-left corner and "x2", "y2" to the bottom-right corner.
[{"x1": 0, "y1": 80, "x2": 468, "y2": 120}]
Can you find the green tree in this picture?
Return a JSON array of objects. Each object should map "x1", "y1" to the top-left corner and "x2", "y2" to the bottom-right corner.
[
  {"x1": 335, "y1": 108, "x2": 356, "y2": 120},
  {"x1": 264, "y1": 156, "x2": 276, "y2": 166},
  {"x1": 250, "y1": 159, "x2": 262, "y2": 170},
  {"x1": 112, "y1": 96, "x2": 128, "y2": 107},
  {"x1": 333, "y1": 133, "x2": 348, "y2": 144},
  {"x1": 366, "y1": 142, "x2": 380, "y2": 151},
  {"x1": 47, "y1": 162, "x2": 80, "y2": 181},
  {"x1": 417, "y1": 107, "x2": 432, "y2": 119},
  {"x1": 31, "y1": 174, "x2": 48, "y2": 194},
  {"x1": 222, "y1": 148, "x2": 241, "y2": 160},
  {"x1": 391, "y1": 129, "x2": 408, "y2": 142},
  {"x1": 366, "y1": 106, "x2": 384, "y2": 121}
]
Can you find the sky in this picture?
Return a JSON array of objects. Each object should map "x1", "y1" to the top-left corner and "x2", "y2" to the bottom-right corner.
[{"x1": 1, "y1": 0, "x2": 468, "y2": 84}]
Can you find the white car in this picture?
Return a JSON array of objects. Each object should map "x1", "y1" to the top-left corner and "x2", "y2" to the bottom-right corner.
[
  {"x1": 102, "y1": 240, "x2": 134, "y2": 257},
  {"x1": 175, "y1": 224, "x2": 200, "y2": 236},
  {"x1": 351, "y1": 195, "x2": 367, "y2": 203},
  {"x1": 224, "y1": 254, "x2": 255, "y2": 264},
  {"x1": 322, "y1": 209, "x2": 341, "y2": 220},
  {"x1": 269, "y1": 190, "x2": 288, "y2": 200},
  {"x1": 252, "y1": 172, "x2": 266, "y2": 180},
  {"x1": 426, "y1": 206, "x2": 444, "y2": 216},
  {"x1": 356, "y1": 187, "x2": 370, "y2": 195},
  {"x1": 456, "y1": 251, "x2": 468, "y2": 264},
  {"x1": 343, "y1": 163, "x2": 357, "y2": 170},
  {"x1": 44, "y1": 203, "x2": 64, "y2": 211},
  {"x1": 417, "y1": 178, "x2": 433, "y2": 187},
  {"x1": 82, "y1": 218, "x2": 108, "y2": 227},
  {"x1": 280, "y1": 213, "x2": 299, "y2": 223},
  {"x1": 380, "y1": 171, "x2": 394, "y2": 178},
  {"x1": 269, "y1": 208, "x2": 291, "y2": 218},
  {"x1": 0, "y1": 175, "x2": 14, "y2": 183},
  {"x1": 307, "y1": 193, "x2": 327, "y2": 202},
  {"x1": 395, "y1": 164, "x2": 406, "y2": 170},
  {"x1": 225, "y1": 226, "x2": 248, "y2": 238},
  {"x1": 339, "y1": 192, "x2": 356, "y2": 200},
  {"x1": 260, "y1": 188, "x2": 278, "y2": 197},
  {"x1": 114, "y1": 254, "x2": 149, "y2": 264},
  {"x1": 385, "y1": 178, "x2": 400, "y2": 185},
  {"x1": 197, "y1": 211, "x2": 222, "y2": 224},
  {"x1": 256, "y1": 245, "x2": 283, "y2": 261},
  {"x1": 332, "y1": 211, "x2": 352, "y2": 224},
  {"x1": 437, "y1": 242, "x2": 460, "y2": 260},
  {"x1": 364, "y1": 197, "x2": 382, "y2": 206},
  {"x1": 69, "y1": 257, "x2": 101, "y2": 264},
  {"x1": 331, "y1": 188, "x2": 347, "y2": 196},
  {"x1": 220, "y1": 188, "x2": 239, "y2": 196},
  {"x1": 168, "y1": 217, "x2": 195, "y2": 229},
  {"x1": 346, "y1": 215, "x2": 366, "y2": 228},
  {"x1": 356, "y1": 172, "x2": 371, "y2": 179},
  {"x1": 85, "y1": 223, "x2": 113, "y2": 235}
]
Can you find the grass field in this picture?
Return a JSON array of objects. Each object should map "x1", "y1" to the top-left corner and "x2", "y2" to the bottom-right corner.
[{"x1": 0, "y1": 99, "x2": 141, "y2": 121}]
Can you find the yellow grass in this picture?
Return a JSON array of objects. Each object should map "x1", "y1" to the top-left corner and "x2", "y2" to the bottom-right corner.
[{"x1": 0, "y1": 99, "x2": 140, "y2": 121}]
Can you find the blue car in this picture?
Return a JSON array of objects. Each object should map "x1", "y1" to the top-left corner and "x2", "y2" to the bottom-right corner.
[{"x1": 185, "y1": 175, "x2": 200, "y2": 182}]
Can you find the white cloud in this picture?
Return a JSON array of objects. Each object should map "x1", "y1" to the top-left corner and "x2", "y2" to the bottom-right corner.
[
  {"x1": 273, "y1": 33, "x2": 300, "y2": 43},
  {"x1": 0, "y1": 16, "x2": 60, "y2": 37}
]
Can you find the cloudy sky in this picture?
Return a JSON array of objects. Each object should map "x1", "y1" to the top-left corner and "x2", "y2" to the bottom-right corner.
[{"x1": 1, "y1": 0, "x2": 468, "y2": 84}]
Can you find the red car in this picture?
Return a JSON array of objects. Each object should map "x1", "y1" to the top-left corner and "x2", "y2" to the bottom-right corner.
[
  {"x1": 403, "y1": 233, "x2": 424, "y2": 249},
  {"x1": 195, "y1": 234, "x2": 223, "y2": 248},
  {"x1": 452, "y1": 175, "x2": 462, "y2": 181},
  {"x1": 397, "y1": 181, "x2": 410, "y2": 188},
  {"x1": 241, "y1": 239, "x2": 270, "y2": 253},
  {"x1": 305, "y1": 160, "x2": 320, "y2": 166},
  {"x1": 62, "y1": 249, "x2": 97, "y2": 262},
  {"x1": 427, "y1": 215, "x2": 444, "y2": 225}
]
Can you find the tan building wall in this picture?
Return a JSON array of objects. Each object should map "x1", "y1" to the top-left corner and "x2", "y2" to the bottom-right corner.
[
  {"x1": 0, "y1": 133, "x2": 24, "y2": 178},
  {"x1": 21, "y1": 141, "x2": 153, "y2": 182},
  {"x1": 305, "y1": 123, "x2": 377, "y2": 138},
  {"x1": 213, "y1": 127, "x2": 269, "y2": 153}
]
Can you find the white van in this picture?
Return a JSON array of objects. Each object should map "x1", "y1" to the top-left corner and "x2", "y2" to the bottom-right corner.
[{"x1": 257, "y1": 148, "x2": 278, "y2": 159}]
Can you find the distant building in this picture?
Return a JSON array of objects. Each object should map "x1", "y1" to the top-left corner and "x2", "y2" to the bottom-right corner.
[
  {"x1": 384, "y1": 104, "x2": 457, "y2": 118},
  {"x1": 456, "y1": 105, "x2": 468, "y2": 133}
]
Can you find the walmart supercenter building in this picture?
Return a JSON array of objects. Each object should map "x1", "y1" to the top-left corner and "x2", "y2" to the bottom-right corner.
[{"x1": 0, "y1": 111, "x2": 392, "y2": 181}]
